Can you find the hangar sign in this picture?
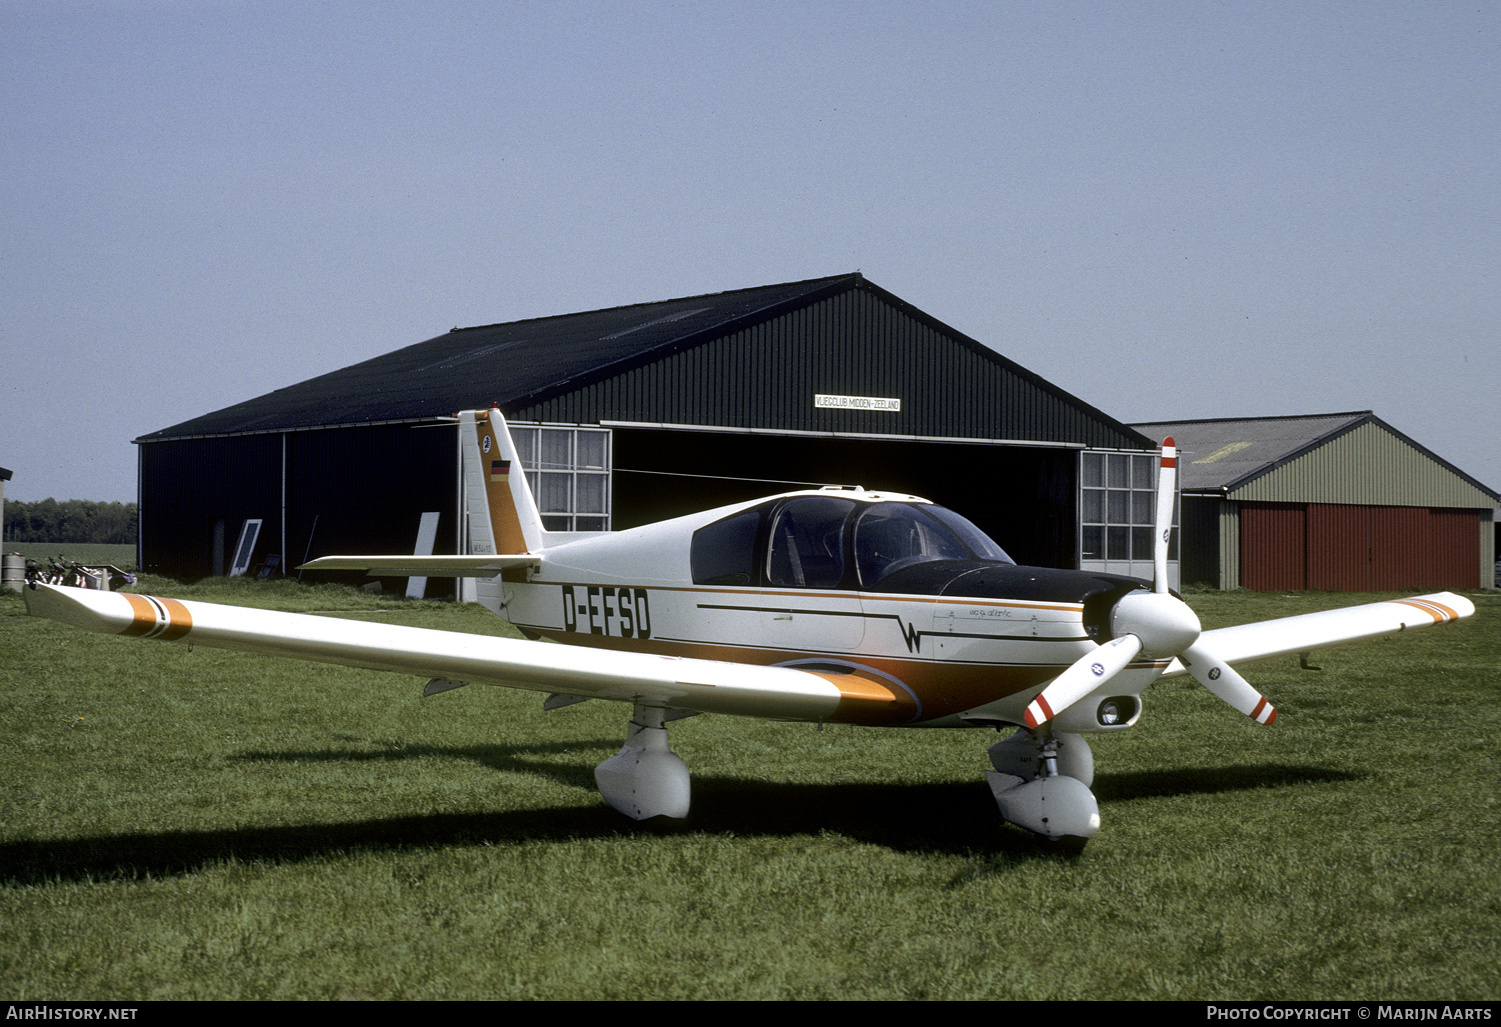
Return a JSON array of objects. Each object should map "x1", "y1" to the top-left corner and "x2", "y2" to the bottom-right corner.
[{"x1": 814, "y1": 393, "x2": 901, "y2": 411}]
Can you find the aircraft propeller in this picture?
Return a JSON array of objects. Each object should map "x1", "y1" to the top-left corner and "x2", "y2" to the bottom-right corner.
[{"x1": 1023, "y1": 438, "x2": 1277, "y2": 730}]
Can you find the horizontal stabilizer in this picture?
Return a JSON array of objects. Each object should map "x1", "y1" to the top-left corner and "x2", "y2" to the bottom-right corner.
[{"x1": 299, "y1": 554, "x2": 539, "y2": 574}]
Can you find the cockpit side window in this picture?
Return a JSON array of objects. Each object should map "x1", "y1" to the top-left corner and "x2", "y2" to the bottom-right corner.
[
  {"x1": 766, "y1": 496, "x2": 856, "y2": 588},
  {"x1": 691, "y1": 507, "x2": 765, "y2": 586}
]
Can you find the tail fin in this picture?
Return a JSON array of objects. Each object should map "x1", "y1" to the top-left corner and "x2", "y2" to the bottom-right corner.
[
  {"x1": 461, "y1": 407, "x2": 544, "y2": 557},
  {"x1": 299, "y1": 409, "x2": 539, "y2": 615}
]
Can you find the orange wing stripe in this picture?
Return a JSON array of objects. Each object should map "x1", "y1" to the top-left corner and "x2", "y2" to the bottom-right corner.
[
  {"x1": 158, "y1": 598, "x2": 193, "y2": 640},
  {"x1": 120, "y1": 594, "x2": 160, "y2": 636},
  {"x1": 118, "y1": 593, "x2": 193, "y2": 640},
  {"x1": 1393, "y1": 599, "x2": 1458, "y2": 623}
]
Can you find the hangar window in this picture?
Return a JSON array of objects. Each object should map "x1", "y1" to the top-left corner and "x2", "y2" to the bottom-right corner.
[
  {"x1": 1079, "y1": 450, "x2": 1176, "y2": 572},
  {"x1": 511, "y1": 425, "x2": 612, "y2": 531}
]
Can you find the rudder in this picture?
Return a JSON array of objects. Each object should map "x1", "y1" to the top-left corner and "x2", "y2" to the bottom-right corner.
[{"x1": 460, "y1": 408, "x2": 544, "y2": 557}]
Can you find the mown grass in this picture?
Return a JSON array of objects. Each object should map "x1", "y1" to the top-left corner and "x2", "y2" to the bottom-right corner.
[
  {"x1": 4, "y1": 542, "x2": 136, "y2": 571},
  {"x1": 1, "y1": 580, "x2": 1497, "y2": 1000}
]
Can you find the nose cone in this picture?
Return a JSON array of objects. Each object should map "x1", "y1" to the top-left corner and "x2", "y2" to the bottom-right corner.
[{"x1": 1109, "y1": 590, "x2": 1201, "y2": 658}]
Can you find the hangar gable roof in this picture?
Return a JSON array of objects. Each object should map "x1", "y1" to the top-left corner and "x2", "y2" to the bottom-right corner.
[
  {"x1": 140, "y1": 276, "x2": 856, "y2": 440},
  {"x1": 1132, "y1": 412, "x2": 1499, "y2": 507},
  {"x1": 139, "y1": 273, "x2": 1149, "y2": 451}
]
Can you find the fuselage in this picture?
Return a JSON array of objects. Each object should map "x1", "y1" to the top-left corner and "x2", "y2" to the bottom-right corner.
[{"x1": 484, "y1": 489, "x2": 1166, "y2": 729}]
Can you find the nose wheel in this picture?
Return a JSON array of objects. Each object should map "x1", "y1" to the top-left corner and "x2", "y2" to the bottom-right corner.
[{"x1": 984, "y1": 728, "x2": 1100, "y2": 848}]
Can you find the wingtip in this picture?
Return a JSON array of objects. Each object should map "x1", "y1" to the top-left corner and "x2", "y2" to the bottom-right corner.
[{"x1": 22, "y1": 582, "x2": 120, "y2": 634}]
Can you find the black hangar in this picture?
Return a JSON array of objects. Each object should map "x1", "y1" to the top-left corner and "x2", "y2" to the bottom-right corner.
[{"x1": 136, "y1": 273, "x2": 1166, "y2": 593}]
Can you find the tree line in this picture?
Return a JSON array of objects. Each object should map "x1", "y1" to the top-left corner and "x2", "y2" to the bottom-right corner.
[{"x1": 3, "y1": 499, "x2": 138, "y2": 545}]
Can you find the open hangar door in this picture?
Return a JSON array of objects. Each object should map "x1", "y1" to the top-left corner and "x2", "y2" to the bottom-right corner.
[{"x1": 609, "y1": 427, "x2": 1079, "y2": 570}]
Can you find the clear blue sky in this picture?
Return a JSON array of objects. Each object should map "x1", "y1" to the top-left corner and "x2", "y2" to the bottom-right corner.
[{"x1": 3, "y1": 0, "x2": 1496, "y2": 506}]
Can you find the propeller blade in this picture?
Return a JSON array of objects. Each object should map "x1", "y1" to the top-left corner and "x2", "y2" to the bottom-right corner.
[
  {"x1": 1153, "y1": 437, "x2": 1176, "y2": 594},
  {"x1": 1024, "y1": 633, "x2": 1144, "y2": 729},
  {"x1": 1022, "y1": 437, "x2": 1277, "y2": 734},
  {"x1": 1180, "y1": 642, "x2": 1277, "y2": 725}
]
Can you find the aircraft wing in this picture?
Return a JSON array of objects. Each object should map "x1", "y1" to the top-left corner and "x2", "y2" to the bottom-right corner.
[
  {"x1": 1158, "y1": 591, "x2": 1474, "y2": 679},
  {"x1": 299, "y1": 555, "x2": 538, "y2": 573},
  {"x1": 20, "y1": 584, "x2": 866, "y2": 721}
]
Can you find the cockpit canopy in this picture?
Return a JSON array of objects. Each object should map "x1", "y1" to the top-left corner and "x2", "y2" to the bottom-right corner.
[{"x1": 691, "y1": 493, "x2": 1014, "y2": 590}]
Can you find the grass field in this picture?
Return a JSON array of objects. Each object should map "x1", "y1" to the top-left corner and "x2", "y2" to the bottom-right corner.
[
  {"x1": 3, "y1": 542, "x2": 136, "y2": 571},
  {"x1": 2, "y1": 579, "x2": 1497, "y2": 1000}
]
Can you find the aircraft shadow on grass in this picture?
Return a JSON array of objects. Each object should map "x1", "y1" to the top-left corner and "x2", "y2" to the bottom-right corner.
[
  {"x1": 0, "y1": 761, "x2": 1360, "y2": 886},
  {"x1": 225, "y1": 734, "x2": 625, "y2": 792},
  {"x1": 225, "y1": 735, "x2": 1366, "y2": 806}
]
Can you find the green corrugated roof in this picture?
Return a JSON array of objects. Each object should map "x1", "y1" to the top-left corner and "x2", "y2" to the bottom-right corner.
[{"x1": 1132, "y1": 411, "x2": 1499, "y2": 504}]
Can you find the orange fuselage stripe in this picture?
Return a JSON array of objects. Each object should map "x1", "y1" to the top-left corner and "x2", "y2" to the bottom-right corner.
[{"x1": 532, "y1": 579, "x2": 1085, "y2": 615}]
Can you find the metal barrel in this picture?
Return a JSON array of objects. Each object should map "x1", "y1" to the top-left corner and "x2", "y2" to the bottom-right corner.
[{"x1": 1, "y1": 553, "x2": 25, "y2": 591}]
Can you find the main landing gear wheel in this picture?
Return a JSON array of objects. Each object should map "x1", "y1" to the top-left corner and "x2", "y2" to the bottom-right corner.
[{"x1": 594, "y1": 703, "x2": 692, "y2": 820}]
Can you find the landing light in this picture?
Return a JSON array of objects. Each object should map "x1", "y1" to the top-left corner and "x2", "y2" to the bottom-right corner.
[{"x1": 1097, "y1": 697, "x2": 1137, "y2": 726}]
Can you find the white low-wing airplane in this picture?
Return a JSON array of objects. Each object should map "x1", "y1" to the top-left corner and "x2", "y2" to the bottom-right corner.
[{"x1": 25, "y1": 409, "x2": 1476, "y2": 848}]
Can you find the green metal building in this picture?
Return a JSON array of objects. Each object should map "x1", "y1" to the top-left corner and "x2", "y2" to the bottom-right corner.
[{"x1": 1132, "y1": 412, "x2": 1498, "y2": 591}]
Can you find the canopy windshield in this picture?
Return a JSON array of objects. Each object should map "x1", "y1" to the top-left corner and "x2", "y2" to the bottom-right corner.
[
  {"x1": 853, "y1": 502, "x2": 1013, "y2": 588},
  {"x1": 692, "y1": 496, "x2": 1014, "y2": 590}
]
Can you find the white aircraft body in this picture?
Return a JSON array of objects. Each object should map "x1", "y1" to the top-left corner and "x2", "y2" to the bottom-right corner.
[{"x1": 24, "y1": 409, "x2": 1476, "y2": 848}]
